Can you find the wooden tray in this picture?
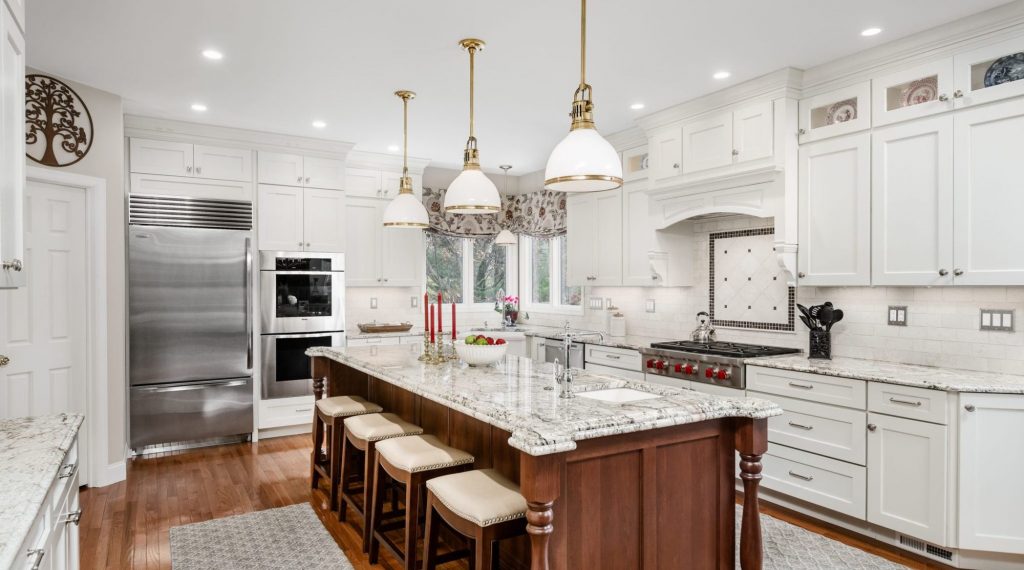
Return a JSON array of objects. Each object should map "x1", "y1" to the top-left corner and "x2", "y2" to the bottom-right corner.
[{"x1": 357, "y1": 322, "x2": 414, "y2": 334}]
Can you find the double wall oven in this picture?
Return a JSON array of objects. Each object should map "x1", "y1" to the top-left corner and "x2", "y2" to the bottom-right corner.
[{"x1": 260, "y1": 251, "x2": 345, "y2": 399}]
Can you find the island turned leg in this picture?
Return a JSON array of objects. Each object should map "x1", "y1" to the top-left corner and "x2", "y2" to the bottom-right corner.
[
  {"x1": 736, "y1": 418, "x2": 768, "y2": 570},
  {"x1": 310, "y1": 359, "x2": 327, "y2": 482},
  {"x1": 520, "y1": 454, "x2": 562, "y2": 570}
]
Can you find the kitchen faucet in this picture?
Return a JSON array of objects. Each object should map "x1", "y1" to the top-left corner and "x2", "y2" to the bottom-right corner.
[{"x1": 557, "y1": 321, "x2": 577, "y2": 399}]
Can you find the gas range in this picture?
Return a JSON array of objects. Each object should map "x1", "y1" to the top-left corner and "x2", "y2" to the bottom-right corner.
[{"x1": 640, "y1": 341, "x2": 800, "y2": 390}]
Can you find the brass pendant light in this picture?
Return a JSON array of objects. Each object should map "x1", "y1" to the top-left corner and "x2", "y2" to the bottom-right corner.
[
  {"x1": 382, "y1": 90, "x2": 429, "y2": 228},
  {"x1": 544, "y1": 0, "x2": 623, "y2": 192},
  {"x1": 444, "y1": 38, "x2": 502, "y2": 214}
]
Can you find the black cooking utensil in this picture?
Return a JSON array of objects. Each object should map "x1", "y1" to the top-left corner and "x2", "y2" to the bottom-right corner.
[
  {"x1": 827, "y1": 309, "x2": 844, "y2": 331},
  {"x1": 819, "y1": 305, "x2": 835, "y2": 329},
  {"x1": 799, "y1": 315, "x2": 818, "y2": 331}
]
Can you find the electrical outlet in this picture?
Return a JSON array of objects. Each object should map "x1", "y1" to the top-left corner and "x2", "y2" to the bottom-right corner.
[
  {"x1": 980, "y1": 309, "x2": 1014, "y2": 332},
  {"x1": 645, "y1": 299, "x2": 656, "y2": 313},
  {"x1": 605, "y1": 297, "x2": 613, "y2": 309},
  {"x1": 888, "y1": 306, "x2": 908, "y2": 326},
  {"x1": 410, "y1": 296, "x2": 419, "y2": 308},
  {"x1": 370, "y1": 297, "x2": 378, "y2": 309},
  {"x1": 588, "y1": 297, "x2": 604, "y2": 310}
]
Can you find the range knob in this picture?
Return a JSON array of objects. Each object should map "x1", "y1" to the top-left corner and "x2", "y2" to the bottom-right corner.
[
  {"x1": 705, "y1": 367, "x2": 715, "y2": 379},
  {"x1": 717, "y1": 369, "x2": 730, "y2": 381},
  {"x1": 646, "y1": 359, "x2": 656, "y2": 369},
  {"x1": 684, "y1": 363, "x2": 695, "y2": 375},
  {"x1": 656, "y1": 360, "x2": 665, "y2": 370},
  {"x1": 674, "y1": 363, "x2": 683, "y2": 373}
]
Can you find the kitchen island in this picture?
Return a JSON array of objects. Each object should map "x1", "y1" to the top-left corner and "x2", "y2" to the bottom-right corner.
[{"x1": 308, "y1": 344, "x2": 782, "y2": 569}]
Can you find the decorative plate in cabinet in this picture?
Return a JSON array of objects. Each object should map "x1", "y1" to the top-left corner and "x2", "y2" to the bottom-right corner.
[{"x1": 798, "y1": 81, "x2": 871, "y2": 143}]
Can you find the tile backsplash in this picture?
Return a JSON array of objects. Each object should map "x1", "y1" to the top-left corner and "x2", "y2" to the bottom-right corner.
[{"x1": 709, "y1": 227, "x2": 794, "y2": 331}]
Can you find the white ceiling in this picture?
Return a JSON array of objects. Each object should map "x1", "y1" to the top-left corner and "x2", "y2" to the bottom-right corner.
[{"x1": 27, "y1": 0, "x2": 1012, "y2": 172}]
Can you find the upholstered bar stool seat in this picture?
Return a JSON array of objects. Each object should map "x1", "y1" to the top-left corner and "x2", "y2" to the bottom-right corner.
[
  {"x1": 345, "y1": 412, "x2": 422, "y2": 442},
  {"x1": 316, "y1": 395, "x2": 383, "y2": 417},
  {"x1": 310, "y1": 395, "x2": 384, "y2": 513},
  {"x1": 368, "y1": 435, "x2": 475, "y2": 570},
  {"x1": 423, "y1": 469, "x2": 528, "y2": 570}
]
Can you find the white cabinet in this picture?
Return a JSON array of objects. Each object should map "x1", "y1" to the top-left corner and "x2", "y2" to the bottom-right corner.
[
  {"x1": 953, "y1": 35, "x2": 1024, "y2": 108},
  {"x1": 345, "y1": 168, "x2": 382, "y2": 198},
  {"x1": 566, "y1": 190, "x2": 622, "y2": 286},
  {"x1": 622, "y1": 185, "x2": 656, "y2": 286},
  {"x1": 797, "y1": 132, "x2": 871, "y2": 285},
  {"x1": 799, "y1": 81, "x2": 872, "y2": 143},
  {"x1": 257, "y1": 152, "x2": 345, "y2": 190},
  {"x1": 732, "y1": 101, "x2": 774, "y2": 163},
  {"x1": 4, "y1": 0, "x2": 24, "y2": 32},
  {"x1": 871, "y1": 116, "x2": 954, "y2": 286},
  {"x1": 682, "y1": 111, "x2": 733, "y2": 173},
  {"x1": 18, "y1": 439, "x2": 80, "y2": 570},
  {"x1": 129, "y1": 173, "x2": 253, "y2": 202},
  {"x1": 621, "y1": 146, "x2": 649, "y2": 182},
  {"x1": 130, "y1": 138, "x2": 252, "y2": 181},
  {"x1": 0, "y1": 2, "x2": 24, "y2": 288},
  {"x1": 872, "y1": 59, "x2": 956, "y2": 126},
  {"x1": 345, "y1": 196, "x2": 423, "y2": 287},
  {"x1": 952, "y1": 98, "x2": 1024, "y2": 285},
  {"x1": 258, "y1": 395, "x2": 314, "y2": 430},
  {"x1": 958, "y1": 393, "x2": 1024, "y2": 554},
  {"x1": 647, "y1": 126, "x2": 683, "y2": 181},
  {"x1": 257, "y1": 185, "x2": 346, "y2": 252},
  {"x1": 866, "y1": 412, "x2": 948, "y2": 545}
]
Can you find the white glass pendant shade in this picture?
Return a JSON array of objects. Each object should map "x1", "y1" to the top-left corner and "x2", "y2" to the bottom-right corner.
[
  {"x1": 382, "y1": 190, "x2": 428, "y2": 228},
  {"x1": 444, "y1": 168, "x2": 501, "y2": 214},
  {"x1": 494, "y1": 229, "x2": 517, "y2": 246},
  {"x1": 544, "y1": 127, "x2": 623, "y2": 192}
]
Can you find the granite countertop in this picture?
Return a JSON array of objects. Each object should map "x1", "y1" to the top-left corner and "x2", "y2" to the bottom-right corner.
[
  {"x1": 746, "y1": 355, "x2": 1024, "y2": 394},
  {"x1": 308, "y1": 345, "x2": 781, "y2": 456},
  {"x1": 0, "y1": 413, "x2": 84, "y2": 569},
  {"x1": 516, "y1": 325, "x2": 668, "y2": 351},
  {"x1": 348, "y1": 327, "x2": 423, "y2": 340}
]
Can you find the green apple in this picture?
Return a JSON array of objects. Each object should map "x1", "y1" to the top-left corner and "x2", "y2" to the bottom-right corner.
[
  {"x1": 474, "y1": 337, "x2": 489, "y2": 346},
  {"x1": 465, "y1": 335, "x2": 477, "y2": 344}
]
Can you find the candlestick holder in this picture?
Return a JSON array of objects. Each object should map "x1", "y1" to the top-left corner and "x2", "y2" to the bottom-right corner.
[
  {"x1": 418, "y1": 331, "x2": 432, "y2": 362},
  {"x1": 443, "y1": 337, "x2": 458, "y2": 362}
]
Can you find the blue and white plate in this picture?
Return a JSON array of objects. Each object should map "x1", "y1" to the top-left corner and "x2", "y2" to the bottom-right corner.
[{"x1": 984, "y1": 53, "x2": 1024, "y2": 87}]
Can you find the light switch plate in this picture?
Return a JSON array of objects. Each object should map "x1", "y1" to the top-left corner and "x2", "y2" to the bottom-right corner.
[
  {"x1": 980, "y1": 309, "x2": 1014, "y2": 332},
  {"x1": 888, "y1": 306, "x2": 907, "y2": 326},
  {"x1": 410, "y1": 296, "x2": 419, "y2": 308},
  {"x1": 370, "y1": 297, "x2": 378, "y2": 309},
  {"x1": 588, "y1": 297, "x2": 604, "y2": 310},
  {"x1": 645, "y1": 299, "x2": 656, "y2": 313}
]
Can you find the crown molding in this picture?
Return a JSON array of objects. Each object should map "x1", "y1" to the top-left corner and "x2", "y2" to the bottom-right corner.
[
  {"x1": 605, "y1": 126, "x2": 648, "y2": 152},
  {"x1": 345, "y1": 149, "x2": 430, "y2": 173}
]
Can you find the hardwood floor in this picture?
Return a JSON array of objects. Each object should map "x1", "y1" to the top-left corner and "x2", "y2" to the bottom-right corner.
[{"x1": 81, "y1": 434, "x2": 944, "y2": 569}]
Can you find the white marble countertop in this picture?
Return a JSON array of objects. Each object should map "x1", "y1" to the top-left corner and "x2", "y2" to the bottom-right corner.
[
  {"x1": 746, "y1": 355, "x2": 1024, "y2": 394},
  {"x1": 0, "y1": 413, "x2": 84, "y2": 570},
  {"x1": 308, "y1": 345, "x2": 781, "y2": 456}
]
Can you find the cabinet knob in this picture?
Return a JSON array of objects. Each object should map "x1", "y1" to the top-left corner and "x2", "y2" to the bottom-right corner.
[
  {"x1": 196, "y1": 166, "x2": 202, "y2": 175},
  {"x1": 305, "y1": 177, "x2": 311, "y2": 184},
  {"x1": 0, "y1": 355, "x2": 8, "y2": 367},
  {"x1": 732, "y1": 149, "x2": 739, "y2": 156},
  {"x1": 305, "y1": 242, "x2": 311, "y2": 247},
  {"x1": 672, "y1": 163, "x2": 680, "y2": 169},
  {"x1": 297, "y1": 176, "x2": 303, "y2": 182},
  {"x1": 964, "y1": 404, "x2": 976, "y2": 412},
  {"x1": 953, "y1": 90, "x2": 964, "y2": 98},
  {"x1": 939, "y1": 268, "x2": 949, "y2": 276},
  {"x1": 797, "y1": 271, "x2": 806, "y2": 279},
  {"x1": 2, "y1": 259, "x2": 23, "y2": 271},
  {"x1": 798, "y1": 128, "x2": 807, "y2": 136},
  {"x1": 953, "y1": 268, "x2": 964, "y2": 276},
  {"x1": 298, "y1": 242, "x2": 303, "y2": 247},
  {"x1": 938, "y1": 93, "x2": 949, "y2": 102},
  {"x1": 867, "y1": 423, "x2": 877, "y2": 432},
  {"x1": 186, "y1": 166, "x2": 193, "y2": 174},
  {"x1": 383, "y1": 278, "x2": 389, "y2": 283}
]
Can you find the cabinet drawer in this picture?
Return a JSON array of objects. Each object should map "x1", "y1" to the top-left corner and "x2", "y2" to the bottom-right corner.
[
  {"x1": 752, "y1": 392, "x2": 866, "y2": 465},
  {"x1": 584, "y1": 345, "x2": 641, "y2": 371},
  {"x1": 747, "y1": 366, "x2": 866, "y2": 409},
  {"x1": 259, "y1": 396, "x2": 315, "y2": 429},
  {"x1": 347, "y1": 336, "x2": 401, "y2": 347},
  {"x1": 762, "y1": 444, "x2": 866, "y2": 519},
  {"x1": 585, "y1": 362, "x2": 646, "y2": 382},
  {"x1": 868, "y1": 383, "x2": 948, "y2": 424}
]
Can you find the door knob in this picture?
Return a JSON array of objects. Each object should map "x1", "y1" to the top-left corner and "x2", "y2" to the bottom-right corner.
[
  {"x1": 0, "y1": 355, "x2": 8, "y2": 366},
  {"x1": 867, "y1": 423, "x2": 877, "y2": 432}
]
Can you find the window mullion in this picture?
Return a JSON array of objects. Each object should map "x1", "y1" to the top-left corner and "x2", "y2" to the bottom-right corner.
[{"x1": 462, "y1": 239, "x2": 474, "y2": 304}]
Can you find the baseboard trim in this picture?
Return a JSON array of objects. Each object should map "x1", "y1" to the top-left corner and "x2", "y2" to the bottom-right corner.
[
  {"x1": 259, "y1": 424, "x2": 312, "y2": 439},
  {"x1": 91, "y1": 460, "x2": 126, "y2": 488}
]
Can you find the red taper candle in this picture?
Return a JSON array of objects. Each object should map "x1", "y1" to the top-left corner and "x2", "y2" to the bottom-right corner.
[
  {"x1": 429, "y1": 303, "x2": 435, "y2": 343},
  {"x1": 451, "y1": 301, "x2": 457, "y2": 340},
  {"x1": 437, "y1": 292, "x2": 443, "y2": 332},
  {"x1": 423, "y1": 292, "x2": 428, "y2": 332}
]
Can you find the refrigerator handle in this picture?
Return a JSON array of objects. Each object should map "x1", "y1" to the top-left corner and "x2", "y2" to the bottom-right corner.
[{"x1": 245, "y1": 237, "x2": 253, "y2": 370}]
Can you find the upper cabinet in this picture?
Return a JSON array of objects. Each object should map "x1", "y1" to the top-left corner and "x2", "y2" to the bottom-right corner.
[
  {"x1": 345, "y1": 167, "x2": 422, "y2": 199},
  {"x1": 732, "y1": 101, "x2": 775, "y2": 163},
  {"x1": 129, "y1": 138, "x2": 252, "y2": 182},
  {"x1": 621, "y1": 146, "x2": 649, "y2": 181},
  {"x1": 566, "y1": 190, "x2": 623, "y2": 287},
  {"x1": 257, "y1": 185, "x2": 346, "y2": 253},
  {"x1": 257, "y1": 151, "x2": 345, "y2": 190},
  {"x1": 953, "y1": 36, "x2": 1024, "y2": 108},
  {"x1": 344, "y1": 196, "x2": 423, "y2": 287},
  {"x1": 872, "y1": 60, "x2": 955, "y2": 127},
  {"x1": 799, "y1": 81, "x2": 872, "y2": 143},
  {"x1": 0, "y1": 2, "x2": 25, "y2": 288},
  {"x1": 647, "y1": 125, "x2": 683, "y2": 182},
  {"x1": 682, "y1": 111, "x2": 733, "y2": 173}
]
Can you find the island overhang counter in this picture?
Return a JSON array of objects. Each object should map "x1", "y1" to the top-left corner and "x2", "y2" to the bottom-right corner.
[{"x1": 308, "y1": 344, "x2": 782, "y2": 570}]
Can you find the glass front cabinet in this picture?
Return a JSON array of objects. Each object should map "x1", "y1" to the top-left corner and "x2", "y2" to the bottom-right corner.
[
  {"x1": 953, "y1": 36, "x2": 1024, "y2": 108},
  {"x1": 872, "y1": 59, "x2": 955, "y2": 126},
  {"x1": 798, "y1": 81, "x2": 872, "y2": 143}
]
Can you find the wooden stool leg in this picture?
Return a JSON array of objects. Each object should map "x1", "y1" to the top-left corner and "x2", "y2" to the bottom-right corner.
[
  {"x1": 404, "y1": 476, "x2": 423, "y2": 570},
  {"x1": 337, "y1": 434, "x2": 351, "y2": 522},
  {"x1": 310, "y1": 414, "x2": 324, "y2": 489},
  {"x1": 422, "y1": 494, "x2": 440, "y2": 570},
  {"x1": 361, "y1": 444, "x2": 377, "y2": 552},
  {"x1": 474, "y1": 527, "x2": 493, "y2": 570},
  {"x1": 328, "y1": 420, "x2": 343, "y2": 512},
  {"x1": 368, "y1": 457, "x2": 385, "y2": 564}
]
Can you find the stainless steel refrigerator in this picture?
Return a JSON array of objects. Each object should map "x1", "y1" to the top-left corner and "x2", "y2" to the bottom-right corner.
[{"x1": 128, "y1": 194, "x2": 254, "y2": 451}]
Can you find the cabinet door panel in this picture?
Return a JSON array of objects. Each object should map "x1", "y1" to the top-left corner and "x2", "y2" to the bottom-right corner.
[
  {"x1": 648, "y1": 126, "x2": 682, "y2": 181},
  {"x1": 733, "y1": 101, "x2": 774, "y2": 163},
  {"x1": 344, "y1": 197, "x2": 382, "y2": 286},
  {"x1": 302, "y1": 188, "x2": 346, "y2": 252},
  {"x1": 257, "y1": 152, "x2": 305, "y2": 186},
  {"x1": 954, "y1": 36, "x2": 1024, "y2": 108},
  {"x1": 798, "y1": 133, "x2": 871, "y2": 285},
  {"x1": 593, "y1": 190, "x2": 622, "y2": 285},
  {"x1": 130, "y1": 173, "x2": 253, "y2": 202},
  {"x1": 257, "y1": 185, "x2": 304, "y2": 252},
  {"x1": 565, "y1": 194, "x2": 596, "y2": 286},
  {"x1": 303, "y1": 157, "x2": 346, "y2": 190},
  {"x1": 799, "y1": 81, "x2": 871, "y2": 143},
  {"x1": 0, "y1": 7, "x2": 25, "y2": 288},
  {"x1": 345, "y1": 168, "x2": 381, "y2": 198},
  {"x1": 867, "y1": 413, "x2": 947, "y2": 545},
  {"x1": 871, "y1": 117, "x2": 954, "y2": 286},
  {"x1": 953, "y1": 99, "x2": 1024, "y2": 285},
  {"x1": 872, "y1": 59, "x2": 955, "y2": 126},
  {"x1": 622, "y1": 187, "x2": 655, "y2": 286},
  {"x1": 129, "y1": 138, "x2": 194, "y2": 177},
  {"x1": 682, "y1": 111, "x2": 733, "y2": 173},
  {"x1": 381, "y1": 223, "x2": 423, "y2": 287},
  {"x1": 193, "y1": 145, "x2": 252, "y2": 182}
]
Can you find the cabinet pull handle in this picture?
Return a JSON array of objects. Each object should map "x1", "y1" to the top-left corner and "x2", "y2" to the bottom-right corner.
[
  {"x1": 953, "y1": 268, "x2": 964, "y2": 276},
  {"x1": 889, "y1": 397, "x2": 922, "y2": 407},
  {"x1": 787, "y1": 421, "x2": 814, "y2": 431},
  {"x1": 196, "y1": 166, "x2": 202, "y2": 175},
  {"x1": 63, "y1": 509, "x2": 82, "y2": 525},
  {"x1": 58, "y1": 462, "x2": 76, "y2": 479},
  {"x1": 26, "y1": 548, "x2": 45, "y2": 570},
  {"x1": 787, "y1": 381, "x2": 813, "y2": 390},
  {"x1": 867, "y1": 423, "x2": 877, "y2": 432},
  {"x1": 964, "y1": 404, "x2": 976, "y2": 412},
  {"x1": 938, "y1": 93, "x2": 949, "y2": 102},
  {"x1": 186, "y1": 166, "x2": 192, "y2": 174},
  {"x1": 383, "y1": 278, "x2": 389, "y2": 283},
  {"x1": 295, "y1": 407, "x2": 312, "y2": 413},
  {"x1": 604, "y1": 354, "x2": 621, "y2": 360},
  {"x1": 672, "y1": 163, "x2": 680, "y2": 169},
  {"x1": 939, "y1": 268, "x2": 949, "y2": 276},
  {"x1": 788, "y1": 470, "x2": 814, "y2": 482},
  {"x1": 797, "y1": 272, "x2": 806, "y2": 279},
  {"x1": 953, "y1": 90, "x2": 964, "y2": 99},
  {"x1": 731, "y1": 149, "x2": 739, "y2": 156}
]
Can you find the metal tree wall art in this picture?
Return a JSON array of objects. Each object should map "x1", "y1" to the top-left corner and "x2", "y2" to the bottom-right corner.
[{"x1": 25, "y1": 74, "x2": 93, "y2": 167}]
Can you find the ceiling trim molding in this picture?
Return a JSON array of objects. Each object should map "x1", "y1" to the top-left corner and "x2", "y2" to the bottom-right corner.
[
  {"x1": 605, "y1": 126, "x2": 648, "y2": 152},
  {"x1": 346, "y1": 150, "x2": 430, "y2": 172}
]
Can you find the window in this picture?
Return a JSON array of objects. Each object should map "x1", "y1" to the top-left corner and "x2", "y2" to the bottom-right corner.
[
  {"x1": 426, "y1": 234, "x2": 512, "y2": 306},
  {"x1": 522, "y1": 235, "x2": 581, "y2": 310}
]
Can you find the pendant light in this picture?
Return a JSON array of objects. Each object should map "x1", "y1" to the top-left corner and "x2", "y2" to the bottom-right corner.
[
  {"x1": 444, "y1": 38, "x2": 501, "y2": 214},
  {"x1": 382, "y1": 90, "x2": 429, "y2": 228},
  {"x1": 544, "y1": 0, "x2": 623, "y2": 192},
  {"x1": 494, "y1": 164, "x2": 517, "y2": 247}
]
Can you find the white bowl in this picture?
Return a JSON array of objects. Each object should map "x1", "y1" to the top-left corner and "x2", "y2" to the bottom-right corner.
[{"x1": 454, "y1": 340, "x2": 508, "y2": 366}]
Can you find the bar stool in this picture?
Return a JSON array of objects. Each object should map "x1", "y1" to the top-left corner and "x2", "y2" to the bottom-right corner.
[
  {"x1": 368, "y1": 435, "x2": 475, "y2": 570},
  {"x1": 339, "y1": 412, "x2": 424, "y2": 551},
  {"x1": 422, "y1": 469, "x2": 528, "y2": 570},
  {"x1": 310, "y1": 395, "x2": 383, "y2": 512}
]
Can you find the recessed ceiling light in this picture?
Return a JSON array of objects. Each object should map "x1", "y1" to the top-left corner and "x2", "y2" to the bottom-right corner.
[
  {"x1": 630, "y1": 103, "x2": 645, "y2": 110},
  {"x1": 713, "y1": 71, "x2": 731, "y2": 80},
  {"x1": 387, "y1": 145, "x2": 400, "y2": 152},
  {"x1": 861, "y1": 27, "x2": 882, "y2": 37},
  {"x1": 191, "y1": 103, "x2": 207, "y2": 112},
  {"x1": 201, "y1": 49, "x2": 223, "y2": 60},
  {"x1": 312, "y1": 120, "x2": 327, "y2": 129}
]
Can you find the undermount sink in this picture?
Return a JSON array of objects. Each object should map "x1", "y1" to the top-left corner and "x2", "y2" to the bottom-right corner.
[
  {"x1": 577, "y1": 388, "x2": 662, "y2": 404},
  {"x1": 472, "y1": 327, "x2": 527, "y2": 332}
]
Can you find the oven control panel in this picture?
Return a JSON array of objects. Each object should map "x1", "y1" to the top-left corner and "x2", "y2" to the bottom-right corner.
[{"x1": 641, "y1": 351, "x2": 743, "y2": 390}]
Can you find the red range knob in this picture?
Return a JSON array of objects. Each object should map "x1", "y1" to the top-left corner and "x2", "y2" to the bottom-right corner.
[
  {"x1": 674, "y1": 363, "x2": 683, "y2": 373},
  {"x1": 717, "y1": 369, "x2": 729, "y2": 380},
  {"x1": 656, "y1": 361, "x2": 665, "y2": 370},
  {"x1": 646, "y1": 359, "x2": 655, "y2": 369},
  {"x1": 684, "y1": 364, "x2": 695, "y2": 375},
  {"x1": 705, "y1": 368, "x2": 714, "y2": 378}
]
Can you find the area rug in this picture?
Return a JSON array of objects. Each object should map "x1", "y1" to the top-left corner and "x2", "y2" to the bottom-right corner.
[
  {"x1": 737, "y1": 505, "x2": 909, "y2": 569},
  {"x1": 170, "y1": 503, "x2": 352, "y2": 569}
]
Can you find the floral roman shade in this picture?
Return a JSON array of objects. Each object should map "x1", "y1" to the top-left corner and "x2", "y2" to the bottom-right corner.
[{"x1": 422, "y1": 187, "x2": 567, "y2": 239}]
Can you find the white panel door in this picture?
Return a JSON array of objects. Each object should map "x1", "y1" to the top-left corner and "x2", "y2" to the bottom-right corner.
[
  {"x1": 593, "y1": 190, "x2": 622, "y2": 286},
  {"x1": 797, "y1": 133, "x2": 871, "y2": 286},
  {"x1": 732, "y1": 101, "x2": 774, "y2": 163},
  {"x1": 0, "y1": 182, "x2": 87, "y2": 424},
  {"x1": 0, "y1": 5, "x2": 24, "y2": 288},
  {"x1": 381, "y1": 222, "x2": 424, "y2": 287},
  {"x1": 193, "y1": 145, "x2": 252, "y2": 182},
  {"x1": 565, "y1": 194, "x2": 596, "y2": 286},
  {"x1": 648, "y1": 126, "x2": 683, "y2": 181},
  {"x1": 953, "y1": 35, "x2": 1024, "y2": 108},
  {"x1": 622, "y1": 185, "x2": 656, "y2": 286},
  {"x1": 345, "y1": 168, "x2": 382, "y2": 198},
  {"x1": 953, "y1": 98, "x2": 1024, "y2": 285},
  {"x1": 344, "y1": 197, "x2": 382, "y2": 286},
  {"x1": 303, "y1": 157, "x2": 346, "y2": 190},
  {"x1": 866, "y1": 413, "x2": 948, "y2": 545},
  {"x1": 302, "y1": 188, "x2": 346, "y2": 252},
  {"x1": 958, "y1": 393, "x2": 1024, "y2": 554},
  {"x1": 257, "y1": 185, "x2": 304, "y2": 252},
  {"x1": 257, "y1": 151, "x2": 305, "y2": 186},
  {"x1": 129, "y1": 138, "x2": 194, "y2": 177},
  {"x1": 682, "y1": 111, "x2": 733, "y2": 173},
  {"x1": 872, "y1": 116, "x2": 954, "y2": 286}
]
